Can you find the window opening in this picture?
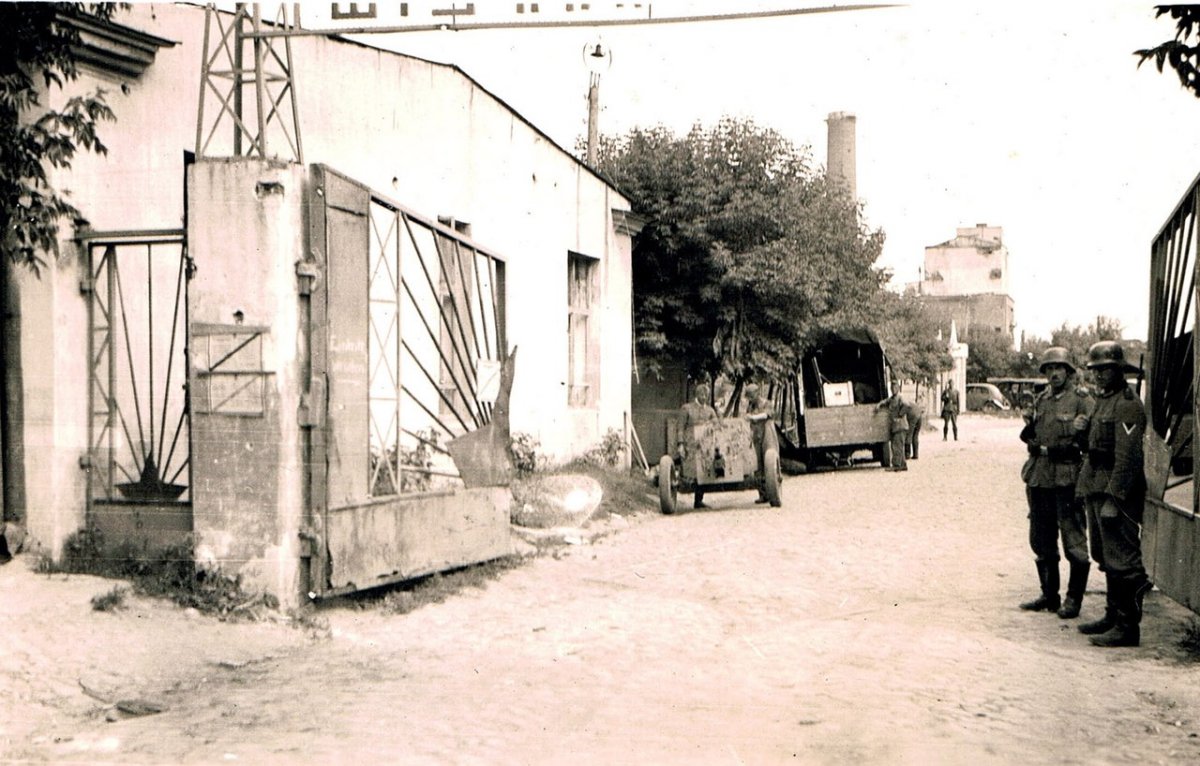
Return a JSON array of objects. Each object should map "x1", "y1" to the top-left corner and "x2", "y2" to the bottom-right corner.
[{"x1": 568, "y1": 252, "x2": 599, "y2": 408}]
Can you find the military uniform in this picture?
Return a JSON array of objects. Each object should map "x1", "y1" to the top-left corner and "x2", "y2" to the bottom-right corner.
[
  {"x1": 745, "y1": 387, "x2": 775, "y2": 501},
  {"x1": 879, "y1": 393, "x2": 910, "y2": 471},
  {"x1": 900, "y1": 400, "x2": 924, "y2": 459},
  {"x1": 940, "y1": 385, "x2": 959, "y2": 440},
  {"x1": 1076, "y1": 381, "x2": 1152, "y2": 644},
  {"x1": 1020, "y1": 382, "x2": 1092, "y2": 615},
  {"x1": 679, "y1": 394, "x2": 718, "y2": 509}
]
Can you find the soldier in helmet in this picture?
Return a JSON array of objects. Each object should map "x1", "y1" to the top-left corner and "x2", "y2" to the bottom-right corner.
[
  {"x1": 744, "y1": 383, "x2": 775, "y2": 503},
  {"x1": 679, "y1": 382, "x2": 719, "y2": 509},
  {"x1": 1075, "y1": 340, "x2": 1153, "y2": 647},
  {"x1": 1018, "y1": 347, "x2": 1093, "y2": 618}
]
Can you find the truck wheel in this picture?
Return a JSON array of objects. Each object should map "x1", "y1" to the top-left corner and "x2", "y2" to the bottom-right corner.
[
  {"x1": 764, "y1": 447, "x2": 782, "y2": 507},
  {"x1": 658, "y1": 455, "x2": 678, "y2": 515}
]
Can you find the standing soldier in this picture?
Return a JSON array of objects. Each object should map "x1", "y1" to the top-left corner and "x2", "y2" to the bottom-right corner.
[
  {"x1": 679, "y1": 382, "x2": 719, "y2": 509},
  {"x1": 1018, "y1": 347, "x2": 1092, "y2": 618},
  {"x1": 744, "y1": 383, "x2": 776, "y2": 503},
  {"x1": 878, "y1": 391, "x2": 911, "y2": 472},
  {"x1": 1076, "y1": 341, "x2": 1153, "y2": 647},
  {"x1": 902, "y1": 399, "x2": 925, "y2": 460},
  {"x1": 941, "y1": 381, "x2": 959, "y2": 441}
]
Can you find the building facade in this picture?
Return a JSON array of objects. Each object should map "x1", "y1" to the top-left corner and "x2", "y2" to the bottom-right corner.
[
  {"x1": 1, "y1": 5, "x2": 634, "y2": 604},
  {"x1": 919, "y1": 224, "x2": 1015, "y2": 338}
]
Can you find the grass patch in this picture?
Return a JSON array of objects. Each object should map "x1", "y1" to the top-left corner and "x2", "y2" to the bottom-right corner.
[
  {"x1": 1180, "y1": 618, "x2": 1200, "y2": 658},
  {"x1": 43, "y1": 529, "x2": 272, "y2": 620},
  {"x1": 91, "y1": 585, "x2": 129, "y2": 612},
  {"x1": 349, "y1": 555, "x2": 525, "y2": 615}
]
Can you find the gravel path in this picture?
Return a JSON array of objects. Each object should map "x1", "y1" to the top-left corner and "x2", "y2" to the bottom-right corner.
[{"x1": 5, "y1": 414, "x2": 1200, "y2": 765}]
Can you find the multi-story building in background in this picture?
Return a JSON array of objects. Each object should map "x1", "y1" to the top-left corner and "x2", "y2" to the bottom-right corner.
[{"x1": 919, "y1": 224, "x2": 1015, "y2": 339}]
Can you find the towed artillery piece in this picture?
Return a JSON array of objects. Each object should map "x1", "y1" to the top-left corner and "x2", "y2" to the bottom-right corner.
[{"x1": 657, "y1": 416, "x2": 782, "y2": 514}]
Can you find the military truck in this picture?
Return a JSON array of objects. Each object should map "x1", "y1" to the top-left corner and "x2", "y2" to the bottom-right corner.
[{"x1": 771, "y1": 328, "x2": 894, "y2": 469}]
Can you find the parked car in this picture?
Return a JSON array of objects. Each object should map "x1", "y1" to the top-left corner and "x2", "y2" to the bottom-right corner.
[
  {"x1": 987, "y1": 377, "x2": 1047, "y2": 410},
  {"x1": 966, "y1": 382, "x2": 1011, "y2": 412}
]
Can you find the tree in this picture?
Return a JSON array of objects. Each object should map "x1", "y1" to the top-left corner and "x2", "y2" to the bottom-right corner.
[
  {"x1": 1136, "y1": 5, "x2": 1200, "y2": 98},
  {"x1": 595, "y1": 118, "x2": 886, "y2": 387},
  {"x1": 1, "y1": 3, "x2": 120, "y2": 272},
  {"x1": 1018, "y1": 315, "x2": 1141, "y2": 377},
  {"x1": 874, "y1": 289, "x2": 952, "y2": 392},
  {"x1": 965, "y1": 325, "x2": 1020, "y2": 382}
]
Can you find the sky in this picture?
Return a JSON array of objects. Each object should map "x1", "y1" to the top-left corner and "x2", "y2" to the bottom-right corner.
[{"x1": 327, "y1": 1, "x2": 1200, "y2": 342}]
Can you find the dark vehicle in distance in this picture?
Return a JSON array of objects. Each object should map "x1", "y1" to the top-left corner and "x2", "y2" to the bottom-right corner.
[
  {"x1": 987, "y1": 377, "x2": 1047, "y2": 410},
  {"x1": 965, "y1": 382, "x2": 1011, "y2": 412}
]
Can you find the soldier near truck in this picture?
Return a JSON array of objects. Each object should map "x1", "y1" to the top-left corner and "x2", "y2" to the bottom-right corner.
[{"x1": 877, "y1": 391, "x2": 911, "y2": 472}]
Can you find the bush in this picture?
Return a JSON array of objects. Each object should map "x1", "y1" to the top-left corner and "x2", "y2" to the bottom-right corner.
[
  {"x1": 511, "y1": 431, "x2": 542, "y2": 477},
  {"x1": 45, "y1": 529, "x2": 264, "y2": 619},
  {"x1": 91, "y1": 585, "x2": 128, "y2": 612},
  {"x1": 583, "y1": 428, "x2": 626, "y2": 468}
]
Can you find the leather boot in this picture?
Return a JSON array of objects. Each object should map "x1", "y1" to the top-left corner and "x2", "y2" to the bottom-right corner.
[
  {"x1": 1019, "y1": 561, "x2": 1061, "y2": 611},
  {"x1": 1058, "y1": 562, "x2": 1089, "y2": 619},
  {"x1": 1132, "y1": 577, "x2": 1153, "y2": 620},
  {"x1": 1078, "y1": 572, "x2": 1117, "y2": 634},
  {"x1": 1090, "y1": 581, "x2": 1140, "y2": 647},
  {"x1": 1089, "y1": 619, "x2": 1140, "y2": 647}
]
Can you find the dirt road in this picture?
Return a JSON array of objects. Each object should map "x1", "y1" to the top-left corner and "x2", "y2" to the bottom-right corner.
[{"x1": 5, "y1": 415, "x2": 1200, "y2": 765}]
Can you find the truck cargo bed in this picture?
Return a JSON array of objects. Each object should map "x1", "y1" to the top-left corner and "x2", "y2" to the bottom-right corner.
[{"x1": 803, "y1": 404, "x2": 890, "y2": 448}]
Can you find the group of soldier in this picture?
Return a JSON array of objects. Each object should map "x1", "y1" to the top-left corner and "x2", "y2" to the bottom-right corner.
[
  {"x1": 1018, "y1": 341, "x2": 1152, "y2": 648},
  {"x1": 678, "y1": 341, "x2": 1152, "y2": 648},
  {"x1": 876, "y1": 381, "x2": 959, "y2": 472}
]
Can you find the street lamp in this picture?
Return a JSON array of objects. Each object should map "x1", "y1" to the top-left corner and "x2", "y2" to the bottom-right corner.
[{"x1": 583, "y1": 39, "x2": 612, "y2": 166}]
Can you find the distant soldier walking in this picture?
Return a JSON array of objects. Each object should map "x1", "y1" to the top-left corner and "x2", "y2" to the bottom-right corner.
[
  {"x1": 1076, "y1": 341, "x2": 1153, "y2": 647},
  {"x1": 1018, "y1": 347, "x2": 1092, "y2": 618},
  {"x1": 941, "y1": 381, "x2": 959, "y2": 441}
]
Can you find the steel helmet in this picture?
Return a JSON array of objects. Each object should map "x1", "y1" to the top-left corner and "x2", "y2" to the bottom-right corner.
[
  {"x1": 1085, "y1": 340, "x2": 1139, "y2": 372},
  {"x1": 1038, "y1": 346, "x2": 1075, "y2": 374}
]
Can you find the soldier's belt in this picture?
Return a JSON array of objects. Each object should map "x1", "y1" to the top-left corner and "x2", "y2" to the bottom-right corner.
[{"x1": 1087, "y1": 450, "x2": 1115, "y2": 470}]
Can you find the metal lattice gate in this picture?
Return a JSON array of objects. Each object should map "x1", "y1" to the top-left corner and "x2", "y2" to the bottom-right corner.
[
  {"x1": 84, "y1": 231, "x2": 192, "y2": 515},
  {"x1": 308, "y1": 166, "x2": 510, "y2": 596}
]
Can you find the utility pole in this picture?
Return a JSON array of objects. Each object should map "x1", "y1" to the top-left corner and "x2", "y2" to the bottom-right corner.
[
  {"x1": 586, "y1": 71, "x2": 600, "y2": 166},
  {"x1": 583, "y1": 42, "x2": 611, "y2": 167}
]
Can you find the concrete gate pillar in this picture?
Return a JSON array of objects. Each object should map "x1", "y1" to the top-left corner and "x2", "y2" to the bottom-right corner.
[{"x1": 186, "y1": 159, "x2": 307, "y2": 607}]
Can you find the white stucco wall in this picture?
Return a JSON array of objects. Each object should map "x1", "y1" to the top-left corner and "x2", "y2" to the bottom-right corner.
[
  {"x1": 22, "y1": 4, "x2": 633, "y2": 555},
  {"x1": 14, "y1": 252, "x2": 90, "y2": 558}
]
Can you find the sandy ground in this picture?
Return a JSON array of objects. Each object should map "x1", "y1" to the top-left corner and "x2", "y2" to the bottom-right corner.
[{"x1": 4, "y1": 414, "x2": 1200, "y2": 765}]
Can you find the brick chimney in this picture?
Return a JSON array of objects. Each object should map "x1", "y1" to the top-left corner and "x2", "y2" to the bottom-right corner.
[{"x1": 826, "y1": 111, "x2": 857, "y2": 201}]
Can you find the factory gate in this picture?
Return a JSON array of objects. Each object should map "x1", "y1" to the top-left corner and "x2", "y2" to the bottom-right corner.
[
  {"x1": 1143, "y1": 168, "x2": 1200, "y2": 612},
  {"x1": 304, "y1": 165, "x2": 509, "y2": 596},
  {"x1": 83, "y1": 230, "x2": 193, "y2": 549}
]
